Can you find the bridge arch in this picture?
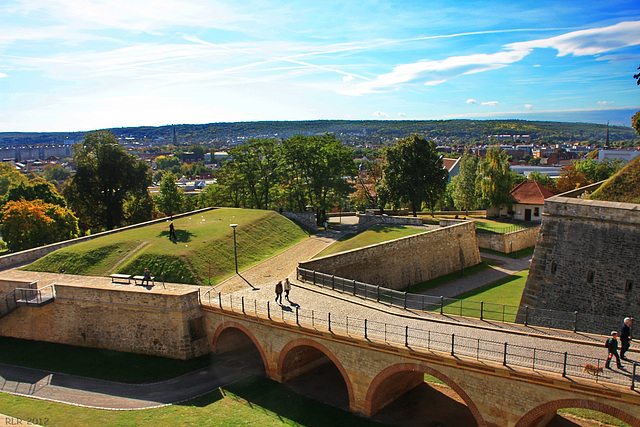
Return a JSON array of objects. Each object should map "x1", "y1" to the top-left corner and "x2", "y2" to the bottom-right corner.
[
  {"x1": 515, "y1": 398, "x2": 640, "y2": 427},
  {"x1": 211, "y1": 321, "x2": 269, "y2": 376},
  {"x1": 364, "y1": 362, "x2": 485, "y2": 426},
  {"x1": 277, "y1": 338, "x2": 355, "y2": 410}
]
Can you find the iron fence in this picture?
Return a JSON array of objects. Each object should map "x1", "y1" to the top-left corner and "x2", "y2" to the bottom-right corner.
[
  {"x1": 200, "y1": 292, "x2": 639, "y2": 389},
  {"x1": 296, "y1": 267, "x2": 627, "y2": 337}
]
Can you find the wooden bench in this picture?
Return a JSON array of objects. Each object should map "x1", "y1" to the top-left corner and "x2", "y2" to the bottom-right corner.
[
  {"x1": 133, "y1": 275, "x2": 155, "y2": 286},
  {"x1": 110, "y1": 274, "x2": 132, "y2": 284}
]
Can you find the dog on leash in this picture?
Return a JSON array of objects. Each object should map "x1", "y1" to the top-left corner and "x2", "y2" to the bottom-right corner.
[{"x1": 583, "y1": 363, "x2": 604, "y2": 375}]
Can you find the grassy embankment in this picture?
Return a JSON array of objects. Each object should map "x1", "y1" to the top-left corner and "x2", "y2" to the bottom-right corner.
[{"x1": 23, "y1": 208, "x2": 308, "y2": 286}]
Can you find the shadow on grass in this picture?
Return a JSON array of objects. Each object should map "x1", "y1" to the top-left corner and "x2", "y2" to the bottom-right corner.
[
  {"x1": 409, "y1": 259, "x2": 498, "y2": 294},
  {"x1": 158, "y1": 229, "x2": 195, "y2": 243},
  {"x1": 479, "y1": 246, "x2": 535, "y2": 259},
  {"x1": 0, "y1": 336, "x2": 214, "y2": 383},
  {"x1": 216, "y1": 376, "x2": 382, "y2": 427}
]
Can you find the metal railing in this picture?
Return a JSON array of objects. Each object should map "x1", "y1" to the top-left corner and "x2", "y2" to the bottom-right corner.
[
  {"x1": 296, "y1": 267, "x2": 627, "y2": 337},
  {"x1": 201, "y1": 292, "x2": 639, "y2": 389},
  {"x1": 0, "y1": 283, "x2": 56, "y2": 318}
]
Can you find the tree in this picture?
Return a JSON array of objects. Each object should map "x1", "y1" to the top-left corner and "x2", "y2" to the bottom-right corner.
[
  {"x1": 63, "y1": 131, "x2": 152, "y2": 231},
  {"x1": 1, "y1": 199, "x2": 79, "y2": 251},
  {"x1": 43, "y1": 164, "x2": 70, "y2": 183},
  {"x1": 0, "y1": 163, "x2": 27, "y2": 197},
  {"x1": 3, "y1": 179, "x2": 66, "y2": 210},
  {"x1": 154, "y1": 155, "x2": 181, "y2": 171},
  {"x1": 381, "y1": 135, "x2": 448, "y2": 216},
  {"x1": 449, "y1": 151, "x2": 479, "y2": 214},
  {"x1": 476, "y1": 147, "x2": 515, "y2": 217},
  {"x1": 123, "y1": 192, "x2": 154, "y2": 224},
  {"x1": 573, "y1": 158, "x2": 626, "y2": 183},
  {"x1": 554, "y1": 166, "x2": 591, "y2": 193},
  {"x1": 527, "y1": 171, "x2": 556, "y2": 193},
  {"x1": 156, "y1": 171, "x2": 183, "y2": 217}
]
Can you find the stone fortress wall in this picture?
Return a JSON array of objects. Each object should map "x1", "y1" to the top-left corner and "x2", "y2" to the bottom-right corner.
[
  {"x1": 518, "y1": 183, "x2": 640, "y2": 332},
  {"x1": 0, "y1": 279, "x2": 209, "y2": 360},
  {"x1": 299, "y1": 221, "x2": 481, "y2": 290}
]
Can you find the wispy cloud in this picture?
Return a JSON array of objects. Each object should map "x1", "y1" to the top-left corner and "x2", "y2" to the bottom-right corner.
[
  {"x1": 373, "y1": 111, "x2": 389, "y2": 118},
  {"x1": 525, "y1": 104, "x2": 533, "y2": 110},
  {"x1": 466, "y1": 99, "x2": 476, "y2": 104},
  {"x1": 481, "y1": 101, "x2": 499, "y2": 106},
  {"x1": 597, "y1": 100, "x2": 614, "y2": 105}
]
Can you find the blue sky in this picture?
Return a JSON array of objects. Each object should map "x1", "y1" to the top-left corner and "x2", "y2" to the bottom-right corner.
[{"x1": 1, "y1": 0, "x2": 639, "y2": 132}]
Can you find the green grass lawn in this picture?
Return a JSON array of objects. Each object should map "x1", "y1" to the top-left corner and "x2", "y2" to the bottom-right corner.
[
  {"x1": 315, "y1": 225, "x2": 429, "y2": 258},
  {"x1": 437, "y1": 270, "x2": 529, "y2": 322},
  {"x1": 408, "y1": 259, "x2": 498, "y2": 293},
  {"x1": 23, "y1": 208, "x2": 308, "y2": 286},
  {"x1": 0, "y1": 376, "x2": 381, "y2": 427}
]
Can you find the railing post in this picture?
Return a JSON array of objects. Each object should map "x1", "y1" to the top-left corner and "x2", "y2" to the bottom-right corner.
[
  {"x1": 573, "y1": 311, "x2": 578, "y2": 333},
  {"x1": 328, "y1": 312, "x2": 332, "y2": 332},
  {"x1": 440, "y1": 296, "x2": 444, "y2": 315},
  {"x1": 562, "y1": 352, "x2": 568, "y2": 377},
  {"x1": 525, "y1": 306, "x2": 529, "y2": 326},
  {"x1": 313, "y1": 270, "x2": 316, "y2": 286},
  {"x1": 404, "y1": 292, "x2": 407, "y2": 310},
  {"x1": 364, "y1": 319, "x2": 368, "y2": 340},
  {"x1": 405, "y1": 326, "x2": 409, "y2": 347},
  {"x1": 377, "y1": 286, "x2": 380, "y2": 303},
  {"x1": 332, "y1": 275, "x2": 335, "y2": 291},
  {"x1": 451, "y1": 334, "x2": 455, "y2": 356},
  {"x1": 218, "y1": 292, "x2": 222, "y2": 309},
  {"x1": 267, "y1": 301, "x2": 271, "y2": 320},
  {"x1": 503, "y1": 342, "x2": 507, "y2": 366},
  {"x1": 480, "y1": 301, "x2": 484, "y2": 321},
  {"x1": 296, "y1": 306, "x2": 299, "y2": 326},
  {"x1": 632, "y1": 363, "x2": 637, "y2": 390},
  {"x1": 353, "y1": 279, "x2": 356, "y2": 296},
  {"x1": 242, "y1": 296, "x2": 245, "y2": 314},
  {"x1": 312, "y1": 310, "x2": 314, "y2": 327}
]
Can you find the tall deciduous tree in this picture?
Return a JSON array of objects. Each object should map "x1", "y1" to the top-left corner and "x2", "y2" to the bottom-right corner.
[
  {"x1": 476, "y1": 147, "x2": 515, "y2": 217},
  {"x1": 1, "y1": 199, "x2": 78, "y2": 251},
  {"x1": 380, "y1": 135, "x2": 448, "y2": 217},
  {"x1": 63, "y1": 131, "x2": 151, "y2": 231},
  {"x1": 449, "y1": 151, "x2": 479, "y2": 214},
  {"x1": 225, "y1": 139, "x2": 278, "y2": 209},
  {"x1": 156, "y1": 171, "x2": 183, "y2": 217}
]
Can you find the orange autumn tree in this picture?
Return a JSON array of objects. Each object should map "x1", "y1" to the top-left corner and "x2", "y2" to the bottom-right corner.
[{"x1": 1, "y1": 200, "x2": 79, "y2": 252}]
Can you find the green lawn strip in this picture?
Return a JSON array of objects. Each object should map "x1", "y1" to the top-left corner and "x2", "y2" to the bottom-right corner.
[
  {"x1": 316, "y1": 225, "x2": 429, "y2": 258},
  {"x1": 0, "y1": 336, "x2": 213, "y2": 383},
  {"x1": 557, "y1": 408, "x2": 631, "y2": 427},
  {"x1": 0, "y1": 376, "x2": 381, "y2": 427},
  {"x1": 23, "y1": 208, "x2": 308, "y2": 285},
  {"x1": 437, "y1": 270, "x2": 529, "y2": 322},
  {"x1": 479, "y1": 246, "x2": 535, "y2": 259},
  {"x1": 408, "y1": 259, "x2": 498, "y2": 293}
]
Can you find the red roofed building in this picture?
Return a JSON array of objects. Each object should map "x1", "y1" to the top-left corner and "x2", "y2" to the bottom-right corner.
[{"x1": 506, "y1": 179, "x2": 555, "y2": 222}]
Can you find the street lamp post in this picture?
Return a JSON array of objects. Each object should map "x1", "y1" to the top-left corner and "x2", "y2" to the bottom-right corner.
[{"x1": 230, "y1": 224, "x2": 238, "y2": 274}]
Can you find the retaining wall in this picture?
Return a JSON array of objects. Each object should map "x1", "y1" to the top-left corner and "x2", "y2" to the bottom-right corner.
[
  {"x1": 299, "y1": 222, "x2": 481, "y2": 290},
  {"x1": 356, "y1": 213, "x2": 424, "y2": 233},
  {"x1": 0, "y1": 280, "x2": 209, "y2": 359},
  {"x1": 475, "y1": 226, "x2": 540, "y2": 253}
]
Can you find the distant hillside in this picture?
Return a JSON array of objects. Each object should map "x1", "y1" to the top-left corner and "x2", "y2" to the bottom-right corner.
[
  {"x1": 589, "y1": 156, "x2": 640, "y2": 204},
  {"x1": 23, "y1": 208, "x2": 308, "y2": 286},
  {"x1": 1, "y1": 119, "x2": 637, "y2": 147}
]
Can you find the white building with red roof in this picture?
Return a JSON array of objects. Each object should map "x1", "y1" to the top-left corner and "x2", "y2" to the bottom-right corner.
[{"x1": 505, "y1": 179, "x2": 555, "y2": 222}]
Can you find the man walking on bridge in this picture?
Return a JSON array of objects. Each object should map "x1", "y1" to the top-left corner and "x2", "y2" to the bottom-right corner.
[
  {"x1": 275, "y1": 281, "x2": 283, "y2": 304},
  {"x1": 605, "y1": 331, "x2": 623, "y2": 370},
  {"x1": 620, "y1": 317, "x2": 632, "y2": 360}
]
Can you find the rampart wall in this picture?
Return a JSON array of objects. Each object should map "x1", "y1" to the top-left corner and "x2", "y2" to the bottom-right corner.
[
  {"x1": 518, "y1": 192, "x2": 640, "y2": 332},
  {"x1": 356, "y1": 213, "x2": 423, "y2": 233},
  {"x1": 475, "y1": 226, "x2": 540, "y2": 253},
  {"x1": 280, "y1": 211, "x2": 318, "y2": 233},
  {"x1": 299, "y1": 222, "x2": 481, "y2": 290},
  {"x1": 0, "y1": 280, "x2": 208, "y2": 360}
]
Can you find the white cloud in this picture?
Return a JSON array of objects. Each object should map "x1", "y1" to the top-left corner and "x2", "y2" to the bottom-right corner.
[
  {"x1": 373, "y1": 111, "x2": 389, "y2": 118},
  {"x1": 481, "y1": 101, "x2": 499, "y2": 106},
  {"x1": 424, "y1": 79, "x2": 446, "y2": 86},
  {"x1": 506, "y1": 21, "x2": 640, "y2": 57},
  {"x1": 525, "y1": 104, "x2": 533, "y2": 110},
  {"x1": 398, "y1": 113, "x2": 407, "y2": 117},
  {"x1": 597, "y1": 101, "x2": 614, "y2": 105},
  {"x1": 0, "y1": 73, "x2": 7, "y2": 78},
  {"x1": 343, "y1": 75, "x2": 355, "y2": 83},
  {"x1": 466, "y1": 99, "x2": 476, "y2": 104}
]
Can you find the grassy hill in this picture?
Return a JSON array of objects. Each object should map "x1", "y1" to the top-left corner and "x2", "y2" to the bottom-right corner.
[
  {"x1": 589, "y1": 156, "x2": 640, "y2": 204},
  {"x1": 23, "y1": 208, "x2": 308, "y2": 285}
]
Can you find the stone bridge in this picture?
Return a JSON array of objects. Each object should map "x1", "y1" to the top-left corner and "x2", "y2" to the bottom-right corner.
[{"x1": 203, "y1": 303, "x2": 640, "y2": 427}]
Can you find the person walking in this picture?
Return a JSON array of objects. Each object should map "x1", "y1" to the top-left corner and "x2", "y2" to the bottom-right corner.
[
  {"x1": 169, "y1": 221, "x2": 177, "y2": 241},
  {"x1": 605, "y1": 331, "x2": 623, "y2": 369},
  {"x1": 275, "y1": 281, "x2": 283, "y2": 304},
  {"x1": 284, "y1": 278, "x2": 291, "y2": 302},
  {"x1": 620, "y1": 317, "x2": 632, "y2": 360}
]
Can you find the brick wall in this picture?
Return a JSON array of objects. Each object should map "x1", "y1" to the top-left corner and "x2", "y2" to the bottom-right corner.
[
  {"x1": 518, "y1": 194, "x2": 640, "y2": 333},
  {"x1": 0, "y1": 281, "x2": 209, "y2": 360},
  {"x1": 299, "y1": 222, "x2": 481, "y2": 290},
  {"x1": 475, "y1": 226, "x2": 540, "y2": 253},
  {"x1": 356, "y1": 213, "x2": 423, "y2": 233}
]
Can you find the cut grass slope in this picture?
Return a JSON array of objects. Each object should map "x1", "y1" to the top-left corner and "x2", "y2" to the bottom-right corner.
[
  {"x1": 590, "y1": 156, "x2": 640, "y2": 204},
  {"x1": 23, "y1": 208, "x2": 308, "y2": 285},
  {"x1": 316, "y1": 225, "x2": 429, "y2": 258}
]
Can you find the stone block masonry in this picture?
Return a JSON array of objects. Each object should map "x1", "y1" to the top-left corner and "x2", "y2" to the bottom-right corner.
[
  {"x1": 518, "y1": 192, "x2": 640, "y2": 333},
  {"x1": 0, "y1": 279, "x2": 209, "y2": 360},
  {"x1": 299, "y1": 222, "x2": 481, "y2": 290}
]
